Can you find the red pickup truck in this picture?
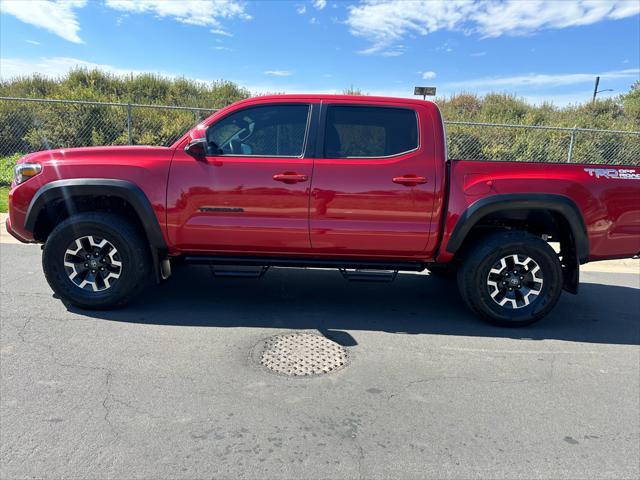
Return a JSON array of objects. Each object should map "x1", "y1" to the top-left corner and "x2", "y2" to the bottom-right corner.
[{"x1": 6, "y1": 94, "x2": 640, "y2": 325}]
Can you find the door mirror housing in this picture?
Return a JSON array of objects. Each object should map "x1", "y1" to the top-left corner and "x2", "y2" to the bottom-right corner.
[{"x1": 184, "y1": 138, "x2": 208, "y2": 159}]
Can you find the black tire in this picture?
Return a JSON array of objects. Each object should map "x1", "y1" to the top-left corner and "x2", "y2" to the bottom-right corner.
[
  {"x1": 457, "y1": 230, "x2": 563, "y2": 326},
  {"x1": 42, "y1": 212, "x2": 152, "y2": 309}
]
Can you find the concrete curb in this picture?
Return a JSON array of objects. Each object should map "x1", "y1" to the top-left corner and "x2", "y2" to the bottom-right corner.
[{"x1": 0, "y1": 213, "x2": 25, "y2": 245}]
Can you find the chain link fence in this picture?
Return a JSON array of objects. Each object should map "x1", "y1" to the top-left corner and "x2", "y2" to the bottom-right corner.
[
  {"x1": 0, "y1": 97, "x2": 215, "y2": 156},
  {"x1": 1, "y1": 97, "x2": 639, "y2": 164},
  {"x1": 445, "y1": 121, "x2": 640, "y2": 164}
]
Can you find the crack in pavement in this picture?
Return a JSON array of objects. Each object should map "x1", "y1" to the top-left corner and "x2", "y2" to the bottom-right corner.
[
  {"x1": 101, "y1": 370, "x2": 120, "y2": 439},
  {"x1": 384, "y1": 372, "x2": 555, "y2": 401},
  {"x1": 16, "y1": 318, "x2": 31, "y2": 343},
  {"x1": 18, "y1": 335, "x2": 123, "y2": 439},
  {"x1": 353, "y1": 436, "x2": 365, "y2": 480},
  {"x1": 13, "y1": 330, "x2": 164, "y2": 433}
]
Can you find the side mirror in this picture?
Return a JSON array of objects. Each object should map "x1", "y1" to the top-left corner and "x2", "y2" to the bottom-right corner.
[{"x1": 184, "y1": 138, "x2": 208, "y2": 159}]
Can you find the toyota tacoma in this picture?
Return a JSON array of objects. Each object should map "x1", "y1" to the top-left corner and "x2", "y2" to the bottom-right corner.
[{"x1": 6, "y1": 95, "x2": 640, "y2": 325}]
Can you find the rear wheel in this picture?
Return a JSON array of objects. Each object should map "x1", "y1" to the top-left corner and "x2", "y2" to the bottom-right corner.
[
  {"x1": 457, "y1": 231, "x2": 563, "y2": 326},
  {"x1": 43, "y1": 212, "x2": 152, "y2": 309}
]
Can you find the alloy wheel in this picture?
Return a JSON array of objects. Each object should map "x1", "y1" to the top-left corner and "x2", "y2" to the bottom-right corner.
[{"x1": 63, "y1": 235, "x2": 122, "y2": 292}]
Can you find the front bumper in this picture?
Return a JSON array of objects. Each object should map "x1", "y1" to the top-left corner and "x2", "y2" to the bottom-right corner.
[{"x1": 5, "y1": 216, "x2": 34, "y2": 243}]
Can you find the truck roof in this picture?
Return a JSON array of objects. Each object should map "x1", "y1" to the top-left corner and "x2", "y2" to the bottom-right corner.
[{"x1": 232, "y1": 93, "x2": 437, "y2": 107}]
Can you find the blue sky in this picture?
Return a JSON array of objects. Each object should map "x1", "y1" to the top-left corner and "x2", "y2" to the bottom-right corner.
[{"x1": 1, "y1": 0, "x2": 639, "y2": 105}]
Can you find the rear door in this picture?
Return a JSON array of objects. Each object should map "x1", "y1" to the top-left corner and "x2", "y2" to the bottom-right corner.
[{"x1": 309, "y1": 102, "x2": 437, "y2": 256}]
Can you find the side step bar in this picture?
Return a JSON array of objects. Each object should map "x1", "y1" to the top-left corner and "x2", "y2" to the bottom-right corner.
[
  {"x1": 339, "y1": 268, "x2": 398, "y2": 283},
  {"x1": 210, "y1": 265, "x2": 269, "y2": 279},
  {"x1": 184, "y1": 255, "x2": 425, "y2": 272}
]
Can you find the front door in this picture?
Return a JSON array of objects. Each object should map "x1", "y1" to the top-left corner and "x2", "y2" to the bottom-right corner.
[
  {"x1": 167, "y1": 103, "x2": 314, "y2": 254},
  {"x1": 309, "y1": 103, "x2": 436, "y2": 257}
]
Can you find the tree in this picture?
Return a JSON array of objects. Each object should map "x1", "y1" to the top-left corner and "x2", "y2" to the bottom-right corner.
[{"x1": 343, "y1": 85, "x2": 364, "y2": 95}]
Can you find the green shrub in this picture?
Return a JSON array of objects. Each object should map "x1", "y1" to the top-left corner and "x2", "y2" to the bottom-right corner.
[
  {"x1": 0, "y1": 68, "x2": 250, "y2": 155},
  {"x1": 0, "y1": 69, "x2": 637, "y2": 164},
  {"x1": 0, "y1": 153, "x2": 21, "y2": 186}
]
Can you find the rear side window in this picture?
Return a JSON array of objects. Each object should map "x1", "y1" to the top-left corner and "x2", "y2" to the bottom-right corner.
[
  {"x1": 324, "y1": 106, "x2": 418, "y2": 158},
  {"x1": 206, "y1": 104, "x2": 310, "y2": 157}
]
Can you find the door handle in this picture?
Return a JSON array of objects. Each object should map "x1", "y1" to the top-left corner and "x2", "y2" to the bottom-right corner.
[
  {"x1": 392, "y1": 175, "x2": 427, "y2": 186},
  {"x1": 273, "y1": 172, "x2": 309, "y2": 184}
]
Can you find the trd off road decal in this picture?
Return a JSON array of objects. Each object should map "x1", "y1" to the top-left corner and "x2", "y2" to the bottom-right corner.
[{"x1": 584, "y1": 168, "x2": 640, "y2": 180}]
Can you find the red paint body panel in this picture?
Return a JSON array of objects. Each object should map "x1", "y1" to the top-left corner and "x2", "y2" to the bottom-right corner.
[
  {"x1": 8, "y1": 146, "x2": 173, "y2": 247},
  {"x1": 166, "y1": 148, "x2": 314, "y2": 254},
  {"x1": 6, "y1": 94, "x2": 640, "y2": 266},
  {"x1": 437, "y1": 160, "x2": 640, "y2": 262},
  {"x1": 308, "y1": 98, "x2": 445, "y2": 257},
  {"x1": 166, "y1": 98, "x2": 316, "y2": 255}
]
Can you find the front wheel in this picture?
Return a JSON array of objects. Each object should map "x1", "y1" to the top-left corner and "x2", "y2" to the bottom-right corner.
[
  {"x1": 42, "y1": 212, "x2": 152, "y2": 309},
  {"x1": 457, "y1": 231, "x2": 563, "y2": 326}
]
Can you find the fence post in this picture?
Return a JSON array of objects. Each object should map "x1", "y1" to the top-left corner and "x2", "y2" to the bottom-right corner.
[
  {"x1": 127, "y1": 103, "x2": 133, "y2": 145},
  {"x1": 567, "y1": 125, "x2": 577, "y2": 163}
]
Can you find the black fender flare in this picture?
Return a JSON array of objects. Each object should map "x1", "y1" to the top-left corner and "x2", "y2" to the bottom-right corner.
[
  {"x1": 445, "y1": 193, "x2": 589, "y2": 264},
  {"x1": 25, "y1": 178, "x2": 167, "y2": 250}
]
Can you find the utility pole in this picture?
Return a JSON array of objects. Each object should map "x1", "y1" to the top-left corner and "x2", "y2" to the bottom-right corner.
[
  {"x1": 592, "y1": 76, "x2": 600, "y2": 103},
  {"x1": 592, "y1": 76, "x2": 613, "y2": 103}
]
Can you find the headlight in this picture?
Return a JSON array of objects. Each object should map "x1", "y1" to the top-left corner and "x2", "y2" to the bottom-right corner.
[{"x1": 14, "y1": 163, "x2": 42, "y2": 185}]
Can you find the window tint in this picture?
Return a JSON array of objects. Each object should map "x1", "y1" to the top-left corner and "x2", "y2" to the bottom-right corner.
[
  {"x1": 206, "y1": 104, "x2": 309, "y2": 156},
  {"x1": 324, "y1": 106, "x2": 418, "y2": 158}
]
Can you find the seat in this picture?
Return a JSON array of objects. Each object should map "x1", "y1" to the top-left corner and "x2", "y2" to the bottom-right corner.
[{"x1": 324, "y1": 124, "x2": 342, "y2": 158}]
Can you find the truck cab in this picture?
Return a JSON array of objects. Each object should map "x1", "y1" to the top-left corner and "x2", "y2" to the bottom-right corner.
[{"x1": 167, "y1": 95, "x2": 446, "y2": 259}]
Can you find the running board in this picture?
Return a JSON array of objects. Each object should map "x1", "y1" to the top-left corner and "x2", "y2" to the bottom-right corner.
[
  {"x1": 339, "y1": 268, "x2": 398, "y2": 283},
  {"x1": 184, "y1": 255, "x2": 425, "y2": 271},
  {"x1": 210, "y1": 265, "x2": 269, "y2": 279}
]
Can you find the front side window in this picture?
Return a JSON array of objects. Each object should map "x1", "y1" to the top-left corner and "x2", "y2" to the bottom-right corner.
[
  {"x1": 324, "y1": 106, "x2": 418, "y2": 158},
  {"x1": 206, "y1": 104, "x2": 310, "y2": 156}
]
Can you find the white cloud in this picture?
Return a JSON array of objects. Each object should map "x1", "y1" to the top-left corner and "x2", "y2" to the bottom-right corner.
[
  {"x1": 347, "y1": 0, "x2": 640, "y2": 55},
  {"x1": 0, "y1": 56, "x2": 149, "y2": 79},
  {"x1": 421, "y1": 71, "x2": 436, "y2": 79},
  {"x1": 443, "y1": 68, "x2": 640, "y2": 90},
  {"x1": 0, "y1": 56, "x2": 248, "y2": 91},
  {"x1": 310, "y1": 17, "x2": 319, "y2": 24},
  {"x1": 313, "y1": 0, "x2": 327, "y2": 9},
  {"x1": 26, "y1": 40, "x2": 41, "y2": 45},
  {"x1": 296, "y1": 4, "x2": 306, "y2": 14},
  {"x1": 0, "y1": 0, "x2": 87, "y2": 43},
  {"x1": 104, "y1": 0, "x2": 251, "y2": 35},
  {"x1": 358, "y1": 45, "x2": 404, "y2": 56},
  {"x1": 264, "y1": 70, "x2": 293, "y2": 77},
  {"x1": 209, "y1": 28, "x2": 233, "y2": 36},
  {"x1": 470, "y1": 51, "x2": 487, "y2": 57}
]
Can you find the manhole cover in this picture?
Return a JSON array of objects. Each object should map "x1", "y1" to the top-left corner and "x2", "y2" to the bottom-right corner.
[{"x1": 257, "y1": 333, "x2": 349, "y2": 377}]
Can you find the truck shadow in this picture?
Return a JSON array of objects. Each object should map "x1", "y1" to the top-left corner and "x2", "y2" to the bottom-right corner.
[{"x1": 69, "y1": 266, "x2": 640, "y2": 346}]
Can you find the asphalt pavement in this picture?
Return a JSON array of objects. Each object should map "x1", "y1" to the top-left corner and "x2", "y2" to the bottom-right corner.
[{"x1": 1, "y1": 243, "x2": 639, "y2": 479}]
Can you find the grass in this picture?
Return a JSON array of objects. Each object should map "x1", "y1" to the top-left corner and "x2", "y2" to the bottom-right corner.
[{"x1": 0, "y1": 186, "x2": 9, "y2": 213}]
